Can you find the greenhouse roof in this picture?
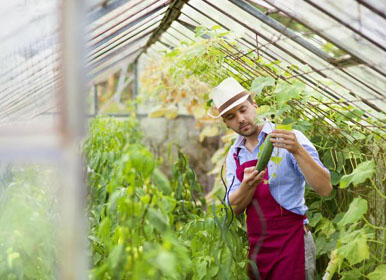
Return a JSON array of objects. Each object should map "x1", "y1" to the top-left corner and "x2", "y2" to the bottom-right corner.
[{"x1": 1, "y1": 0, "x2": 385, "y2": 128}]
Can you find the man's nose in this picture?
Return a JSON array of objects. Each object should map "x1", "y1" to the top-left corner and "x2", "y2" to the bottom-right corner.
[{"x1": 237, "y1": 113, "x2": 245, "y2": 123}]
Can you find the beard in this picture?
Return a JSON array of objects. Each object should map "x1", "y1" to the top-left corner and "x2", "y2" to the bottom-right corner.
[{"x1": 238, "y1": 123, "x2": 258, "y2": 137}]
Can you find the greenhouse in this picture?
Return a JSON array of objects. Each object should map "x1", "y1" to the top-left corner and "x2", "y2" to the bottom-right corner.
[{"x1": 1, "y1": 0, "x2": 385, "y2": 279}]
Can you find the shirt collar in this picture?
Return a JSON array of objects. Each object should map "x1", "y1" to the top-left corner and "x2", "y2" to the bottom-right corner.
[{"x1": 234, "y1": 122, "x2": 275, "y2": 148}]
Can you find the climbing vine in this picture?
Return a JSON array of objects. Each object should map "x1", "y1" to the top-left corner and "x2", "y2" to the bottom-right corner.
[{"x1": 140, "y1": 25, "x2": 386, "y2": 279}]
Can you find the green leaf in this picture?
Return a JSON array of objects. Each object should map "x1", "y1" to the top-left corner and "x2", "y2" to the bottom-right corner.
[
  {"x1": 367, "y1": 264, "x2": 386, "y2": 280},
  {"x1": 332, "y1": 212, "x2": 345, "y2": 225},
  {"x1": 330, "y1": 171, "x2": 342, "y2": 185},
  {"x1": 282, "y1": 117, "x2": 295, "y2": 125},
  {"x1": 108, "y1": 244, "x2": 124, "y2": 270},
  {"x1": 315, "y1": 217, "x2": 335, "y2": 238},
  {"x1": 338, "y1": 232, "x2": 370, "y2": 265},
  {"x1": 196, "y1": 260, "x2": 208, "y2": 280},
  {"x1": 155, "y1": 251, "x2": 177, "y2": 276},
  {"x1": 308, "y1": 212, "x2": 322, "y2": 227},
  {"x1": 256, "y1": 105, "x2": 271, "y2": 115},
  {"x1": 340, "y1": 160, "x2": 375, "y2": 189},
  {"x1": 315, "y1": 233, "x2": 338, "y2": 257},
  {"x1": 322, "y1": 151, "x2": 335, "y2": 170},
  {"x1": 250, "y1": 76, "x2": 275, "y2": 95},
  {"x1": 152, "y1": 168, "x2": 172, "y2": 195},
  {"x1": 274, "y1": 81, "x2": 303, "y2": 108},
  {"x1": 207, "y1": 265, "x2": 219, "y2": 278},
  {"x1": 98, "y1": 217, "x2": 111, "y2": 243},
  {"x1": 276, "y1": 123, "x2": 293, "y2": 130},
  {"x1": 342, "y1": 146, "x2": 361, "y2": 160},
  {"x1": 340, "y1": 269, "x2": 363, "y2": 280},
  {"x1": 294, "y1": 120, "x2": 313, "y2": 132},
  {"x1": 337, "y1": 197, "x2": 367, "y2": 227},
  {"x1": 271, "y1": 157, "x2": 282, "y2": 165},
  {"x1": 148, "y1": 208, "x2": 169, "y2": 233}
]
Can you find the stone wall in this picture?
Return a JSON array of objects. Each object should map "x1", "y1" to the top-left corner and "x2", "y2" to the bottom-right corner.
[{"x1": 138, "y1": 115, "x2": 220, "y2": 193}]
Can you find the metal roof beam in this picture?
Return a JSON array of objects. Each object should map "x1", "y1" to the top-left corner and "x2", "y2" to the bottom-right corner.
[
  {"x1": 228, "y1": 0, "x2": 337, "y2": 64},
  {"x1": 90, "y1": 1, "x2": 168, "y2": 51},
  {"x1": 88, "y1": 0, "x2": 130, "y2": 22},
  {"x1": 138, "y1": 0, "x2": 189, "y2": 58}
]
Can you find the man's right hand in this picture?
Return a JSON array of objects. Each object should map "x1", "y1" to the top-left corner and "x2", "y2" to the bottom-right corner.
[
  {"x1": 229, "y1": 167, "x2": 266, "y2": 215},
  {"x1": 243, "y1": 167, "x2": 266, "y2": 189}
]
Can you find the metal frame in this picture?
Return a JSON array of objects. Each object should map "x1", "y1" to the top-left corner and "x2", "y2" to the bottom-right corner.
[{"x1": 58, "y1": 0, "x2": 88, "y2": 278}]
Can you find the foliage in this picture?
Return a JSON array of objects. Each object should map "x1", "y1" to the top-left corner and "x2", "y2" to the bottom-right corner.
[
  {"x1": 140, "y1": 24, "x2": 386, "y2": 279},
  {"x1": 0, "y1": 166, "x2": 58, "y2": 279},
  {"x1": 84, "y1": 117, "x2": 250, "y2": 279},
  {"x1": 140, "y1": 26, "x2": 231, "y2": 129}
]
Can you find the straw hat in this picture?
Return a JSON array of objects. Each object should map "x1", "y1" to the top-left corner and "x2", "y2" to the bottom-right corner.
[{"x1": 209, "y1": 77, "x2": 250, "y2": 118}]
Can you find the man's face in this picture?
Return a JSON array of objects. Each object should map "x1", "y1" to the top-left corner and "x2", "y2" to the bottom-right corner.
[{"x1": 222, "y1": 100, "x2": 258, "y2": 137}]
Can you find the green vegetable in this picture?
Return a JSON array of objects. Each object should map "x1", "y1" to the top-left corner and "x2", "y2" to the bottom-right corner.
[{"x1": 256, "y1": 135, "x2": 273, "y2": 172}]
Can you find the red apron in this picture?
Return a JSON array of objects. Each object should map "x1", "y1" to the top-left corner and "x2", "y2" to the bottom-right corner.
[{"x1": 233, "y1": 148, "x2": 305, "y2": 280}]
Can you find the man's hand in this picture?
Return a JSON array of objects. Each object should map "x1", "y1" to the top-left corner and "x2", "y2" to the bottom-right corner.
[
  {"x1": 243, "y1": 167, "x2": 266, "y2": 188},
  {"x1": 270, "y1": 129, "x2": 332, "y2": 196},
  {"x1": 270, "y1": 129, "x2": 300, "y2": 154},
  {"x1": 229, "y1": 167, "x2": 266, "y2": 215}
]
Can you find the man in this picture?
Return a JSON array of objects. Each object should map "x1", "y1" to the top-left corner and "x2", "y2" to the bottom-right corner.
[{"x1": 210, "y1": 77, "x2": 332, "y2": 280}]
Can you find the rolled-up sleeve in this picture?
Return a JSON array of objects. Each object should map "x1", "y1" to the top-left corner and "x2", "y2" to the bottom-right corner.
[
  {"x1": 225, "y1": 147, "x2": 241, "y2": 204},
  {"x1": 289, "y1": 131, "x2": 330, "y2": 182}
]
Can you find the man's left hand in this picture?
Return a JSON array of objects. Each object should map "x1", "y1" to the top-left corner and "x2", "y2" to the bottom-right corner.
[{"x1": 270, "y1": 129, "x2": 301, "y2": 154}]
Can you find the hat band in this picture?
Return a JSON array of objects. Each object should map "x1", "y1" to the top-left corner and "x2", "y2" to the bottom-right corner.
[{"x1": 218, "y1": 91, "x2": 249, "y2": 114}]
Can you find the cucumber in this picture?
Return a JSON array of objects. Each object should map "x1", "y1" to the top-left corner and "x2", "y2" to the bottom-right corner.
[{"x1": 256, "y1": 135, "x2": 274, "y2": 172}]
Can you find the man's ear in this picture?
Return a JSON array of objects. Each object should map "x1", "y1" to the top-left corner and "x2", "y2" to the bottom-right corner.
[
  {"x1": 221, "y1": 117, "x2": 229, "y2": 128},
  {"x1": 253, "y1": 102, "x2": 258, "y2": 109}
]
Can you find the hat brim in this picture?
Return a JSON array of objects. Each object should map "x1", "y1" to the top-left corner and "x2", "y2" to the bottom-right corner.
[{"x1": 208, "y1": 94, "x2": 250, "y2": 118}]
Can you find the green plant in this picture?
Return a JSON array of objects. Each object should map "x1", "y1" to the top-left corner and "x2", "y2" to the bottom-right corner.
[
  {"x1": 84, "y1": 116, "x2": 251, "y2": 279},
  {"x1": 139, "y1": 25, "x2": 386, "y2": 279},
  {"x1": 0, "y1": 166, "x2": 58, "y2": 279}
]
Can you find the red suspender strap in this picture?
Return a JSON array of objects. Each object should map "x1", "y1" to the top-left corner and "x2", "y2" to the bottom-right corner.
[{"x1": 233, "y1": 147, "x2": 241, "y2": 168}]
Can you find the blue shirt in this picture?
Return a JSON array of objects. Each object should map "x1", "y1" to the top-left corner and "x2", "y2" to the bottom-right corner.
[{"x1": 225, "y1": 122, "x2": 329, "y2": 215}]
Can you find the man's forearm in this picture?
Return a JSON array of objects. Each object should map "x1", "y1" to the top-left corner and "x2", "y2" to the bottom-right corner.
[
  {"x1": 293, "y1": 145, "x2": 332, "y2": 196},
  {"x1": 229, "y1": 182, "x2": 256, "y2": 215}
]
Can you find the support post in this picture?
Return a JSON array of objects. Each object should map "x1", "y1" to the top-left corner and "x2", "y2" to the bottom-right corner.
[
  {"x1": 133, "y1": 59, "x2": 138, "y2": 100},
  {"x1": 94, "y1": 84, "x2": 99, "y2": 116},
  {"x1": 58, "y1": 0, "x2": 87, "y2": 279}
]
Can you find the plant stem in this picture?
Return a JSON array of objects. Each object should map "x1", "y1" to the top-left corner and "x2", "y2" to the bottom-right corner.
[
  {"x1": 369, "y1": 252, "x2": 382, "y2": 263},
  {"x1": 367, "y1": 239, "x2": 385, "y2": 245},
  {"x1": 382, "y1": 227, "x2": 386, "y2": 263},
  {"x1": 345, "y1": 261, "x2": 368, "y2": 278},
  {"x1": 370, "y1": 178, "x2": 386, "y2": 199},
  {"x1": 363, "y1": 216, "x2": 385, "y2": 230}
]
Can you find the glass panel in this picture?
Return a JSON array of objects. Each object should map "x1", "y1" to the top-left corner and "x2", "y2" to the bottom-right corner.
[
  {"x1": 88, "y1": 1, "x2": 168, "y2": 48},
  {"x1": 0, "y1": 162, "x2": 61, "y2": 279},
  {"x1": 90, "y1": 0, "x2": 167, "y2": 34},
  {"x1": 0, "y1": 0, "x2": 60, "y2": 130},
  {"x1": 89, "y1": 11, "x2": 165, "y2": 57},
  {"x1": 91, "y1": 49, "x2": 141, "y2": 83},
  {"x1": 89, "y1": 38, "x2": 146, "y2": 79},
  {"x1": 263, "y1": 0, "x2": 386, "y2": 75},
  {"x1": 185, "y1": 0, "x2": 385, "y2": 120},
  {"x1": 308, "y1": 0, "x2": 386, "y2": 49},
  {"x1": 344, "y1": 65, "x2": 386, "y2": 96},
  {"x1": 171, "y1": 21, "x2": 197, "y2": 41},
  {"x1": 89, "y1": 20, "x2": 161, "y2": 63},
  {"x1": 159, "y1": 33, "x2": 180, "y2": 47}
]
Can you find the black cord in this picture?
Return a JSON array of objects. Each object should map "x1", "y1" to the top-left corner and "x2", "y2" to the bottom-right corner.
[
  {"x1": 219, "y1": 163, "x2": 266, "y2": 280},
  {"x1": 220, "y1": 164, "x2": 235, "y2": 227}
]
